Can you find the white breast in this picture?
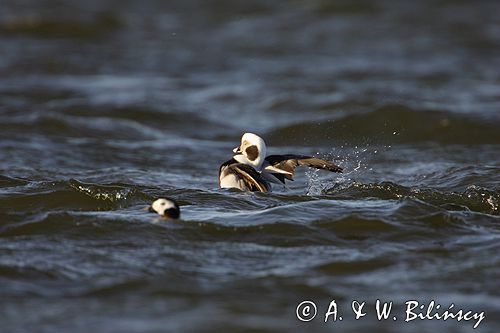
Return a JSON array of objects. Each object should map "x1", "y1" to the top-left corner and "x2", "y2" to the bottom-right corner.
[{"x1": 219, "y1": 171, "x2": 242, "y2": 189}]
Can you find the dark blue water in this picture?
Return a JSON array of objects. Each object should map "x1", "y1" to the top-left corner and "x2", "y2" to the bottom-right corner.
[{"x1": 1, "y1": 1, "x2": 499, "y2": 332}]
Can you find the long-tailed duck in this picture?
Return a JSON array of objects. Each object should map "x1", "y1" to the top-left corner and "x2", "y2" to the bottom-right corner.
[
  {"x1": 148, "y1": 198, "x2": 180, "y2": 219},
  {"x1": 219, "y1": 133, "x2": 343, "y2": 192}
]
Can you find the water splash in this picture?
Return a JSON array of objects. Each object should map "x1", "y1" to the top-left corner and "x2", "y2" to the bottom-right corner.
[{"x1": 68, "y1": 179, "x2": 139, "y2": 203}]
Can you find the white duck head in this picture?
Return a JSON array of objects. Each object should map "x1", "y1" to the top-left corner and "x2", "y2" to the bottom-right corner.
[
  {"x1": 148, "y1": 198, "x2": 180, "y2": 219},
  {"x1": 232, "y1": 132, "x2": 267, "y2": 170}
]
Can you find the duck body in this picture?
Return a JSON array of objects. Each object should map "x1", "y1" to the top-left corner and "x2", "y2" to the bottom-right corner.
[{"x1": 218, "y1": 133, "x2": 342, "y2": 192}]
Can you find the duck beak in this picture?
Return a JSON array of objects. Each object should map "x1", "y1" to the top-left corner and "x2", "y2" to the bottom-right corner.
[
  {"x1": 145, "y1": 206, "x2": 155, "y2": 213},
  {"x1": 233, "y1": 146, "x2": 241, "y2": 154}
]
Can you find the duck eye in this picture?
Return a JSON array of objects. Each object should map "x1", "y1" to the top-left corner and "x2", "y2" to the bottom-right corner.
[{"x1": 161, "y1": 202, "x2": 165, "y2": 205}]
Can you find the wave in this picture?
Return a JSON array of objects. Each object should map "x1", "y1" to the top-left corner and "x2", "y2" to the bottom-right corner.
[
  {"x1": 1, "y1": 177, "x2": 498, "y2": 222},
  {"x1": 0, "y1": 179, "x2": 148, "y2": 213},
  {"x1": 325, "y1": 181, "x2": 499, "y2": 215},
  {"x1": 0, "y1": 13, "x2": 123, "y2": 39},
  {"x1": 0, "y1": 107, "x2": 234, "y2": 140},
  {"x1": 267, "y1": 105, "x2": 500, "y2": 146},
  {"x1": 0, "y1": 175, "x2": 29, "y2": 188},
  {"x1": 1, "y1": 175, "x2": 497, "y2": 241}
]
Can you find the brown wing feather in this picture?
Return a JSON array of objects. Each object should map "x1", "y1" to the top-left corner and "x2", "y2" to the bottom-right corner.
[
  {"x1": 265, "y1": 154, "x2": 343, "y2": 180},
  {"x1": 230, "y1": 163, "x2": 270, "y2": 192}
]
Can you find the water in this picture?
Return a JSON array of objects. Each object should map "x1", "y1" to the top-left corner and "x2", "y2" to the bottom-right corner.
[{"x1": 1, "y1": 1, "x2": 499, "y2": 332}]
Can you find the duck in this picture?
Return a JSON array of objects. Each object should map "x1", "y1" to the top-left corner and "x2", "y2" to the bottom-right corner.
[
  {"x1": 147, "y1": 198, "x2": 180, "y2": 219},
  {"x1": 218, "y1": 133, "x2": 342, "y2": 192}
]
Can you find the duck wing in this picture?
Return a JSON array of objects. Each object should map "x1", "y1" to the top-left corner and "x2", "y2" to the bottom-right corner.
[
  {"x1": 263, "y1": 154, "x2": 342, "y2": 183},
  {"x1": 219, "y1": 159, "x2": 270, "y2": 192}
]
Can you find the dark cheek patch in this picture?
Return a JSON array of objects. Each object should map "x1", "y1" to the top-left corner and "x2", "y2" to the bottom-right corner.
[{"x1": 245, "y1": 145, "x2": 259, "y2": 161}]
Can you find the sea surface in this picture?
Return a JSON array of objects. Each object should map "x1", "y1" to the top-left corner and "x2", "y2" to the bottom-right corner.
[{"x1": 1, "y1": 1, "x2": 499, "y2": 332}]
